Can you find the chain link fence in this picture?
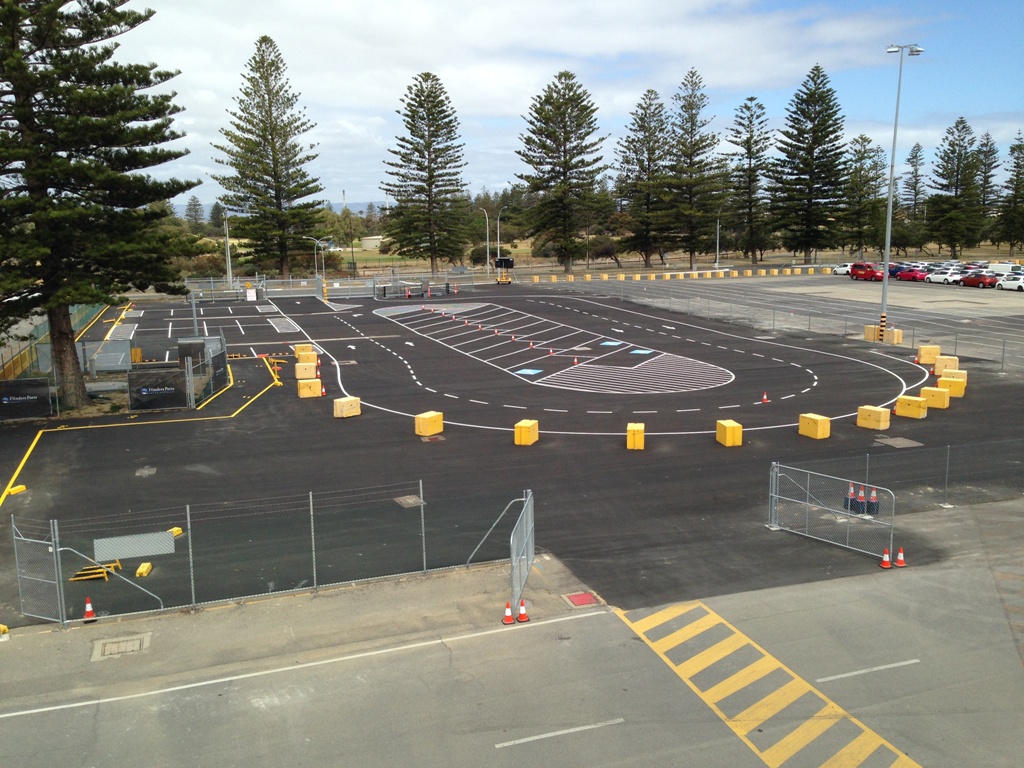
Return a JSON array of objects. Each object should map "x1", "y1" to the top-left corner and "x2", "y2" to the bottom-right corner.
[{"x1": 12, "y1": 480, "x2": 524, "y2": 626}]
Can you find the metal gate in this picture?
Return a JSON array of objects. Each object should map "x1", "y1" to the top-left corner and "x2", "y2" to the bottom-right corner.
[
  {"x1": 768, "y1": 463, "x2": 894, "y2": 558},
  {"x1": 510, "y1": 489, "x2": 535, "y2": 607},
  {"x1": 11, "y1": 518, "x2": 65, "y2": 625}
]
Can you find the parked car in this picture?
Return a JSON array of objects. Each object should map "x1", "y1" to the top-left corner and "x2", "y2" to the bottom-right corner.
[
  {"x1": 996, "y1": 275, "x2": 1024, "y2": 291},
  {"x1": 850, "y1": 262, "x2": 884, "y2": 281},
  {"x1": 832, "y1": 262, "x2": 854, "y2": 275},
  {"x1": 959, "y1": 272, "x2": 998, "y2": 288},
  {"x1": 888, "y1": 263, "x2": 909, "y2": 277},
  {"x1": 895, "y1": 267, "x2": 928, "y2": 281},
  {"x1": 924, "y1": 269, "x2": 959, "y2": 284}
]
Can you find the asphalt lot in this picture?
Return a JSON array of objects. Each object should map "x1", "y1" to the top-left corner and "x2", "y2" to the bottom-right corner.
[{"x1": 1, "y1": 274, "x2": 1022, "y2": 766}]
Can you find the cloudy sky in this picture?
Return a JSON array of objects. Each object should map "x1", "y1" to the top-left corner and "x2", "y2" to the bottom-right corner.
[{"x1": 112, "y1": 0, "x2": 1024, "y2": 210}]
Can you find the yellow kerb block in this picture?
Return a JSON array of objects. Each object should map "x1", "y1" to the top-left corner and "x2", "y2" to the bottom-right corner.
[
  {"x1": 729, "y1": 271, "x2": 739, "y2": 277},
  {"x1": 549, "y1": 275, "x2": 558, "y2": 283},
  {"x1": 936, "y1": 377, "x2": 966, "y2": 398},
  {"x1": 716, "y1": 419, "x2": 742, "y2": 447},
  {"x1": 864, "y1": 325, "x2": 879, "y2": 341},
  {"x1": 333, "y1": 396, "x2": 361, "y2": 418},
  {"x1": 934, "y1": 355, "x2": 959, "y2": 376},
  {"x1": 943, "y1": 369, "x2": 967, "y2": 382},
  {"x1": 783, "y1": 268, "x2": 793, "y2": 275},
  {"x1": 856, "y1": 405, "x2": 890, "y2": 430},
  {"x1": 514, "y1": 419, "x2": 538, "y2": 446},
  {"x1": 770, "y1": 269, "x2": 779, "y2": 276},
  {"x1": 633, "y1": 274, "x2": 642, "y2": 281},
  {"x1": 566, "y1": 274, "x2": 575, "y2": 281},
  {"x1": 135, "y1": 562, "x2": 152, "y2": 578},
  {"x1": 920, "y1": 386, "x2": 950, "y2": 409},
  {"x1": 167, "y1": 526, "x2": 183, "y2": 537},
  {"x1": 294, "y1": 343, "x2": 314, "y2": 355},
  {"x1": 626, "y1": 423, "x2": 645, "y2": 451},
  {"x1": 297, "y1": 350, "x2": 318, "y2": 365},
  {"x1": 297, "y1": 379, "x2": 322, "y2": 398},
  {"x1": 882, "y1": 328, "x2": 903, "y2": 345},
  {"x1": 616, "y1": 273, "x2": 626, "y2": 281},
  {"x1": 532, "y1": 275, "x2": 540, "y2": 283},
  {"x1": 743, "y1": 269, "x2": 753, "y2": 277},
  {"x1": 415, "y1": 411, "x2": 444, "y2": 436},
  {"x1": 895, "y1": 395, "x2": 928, "y2": 419},
  {"x1": 600, "y1": 273, "x2": 609, "y2": 280},
  {"x1": 584, "y1": 274, "x2": 591, "y2": 281},
  {"x1": 807, "y1": 268, "x2": 815, "y2": 275},
  {"x1": 295, "y1": 362, "x2": 316, "y2": 379},
  {"x1": 757, "y1": 269, "x2": 766, "y2": 276},
  {"x1": 798, "y1": 413, "x2": 831, "y2": 439},
  {"x1": 917, "y1": 345, "x2": 941, "y2": 365},
  {"x1": 662, "y1": 272, "x2": 672, "y2": 280}
]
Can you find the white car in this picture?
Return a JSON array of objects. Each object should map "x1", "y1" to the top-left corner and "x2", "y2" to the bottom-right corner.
[
  {"x1": 832, "y1": 263, "x2": 853, "y2": 275},
  {"x1": 924, "y1": 269, "x2": 959, "y2": 284},
  {"x1": 996, "y1": 275, "x2": 1024, "y2": 291}
]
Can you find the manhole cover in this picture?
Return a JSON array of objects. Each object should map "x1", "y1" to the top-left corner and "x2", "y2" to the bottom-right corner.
[
  {"x1": 135, "y1": 466, "x2": 157, "y2": 477},
  {"x1": 874, "y1": 437, "x2": 924, "y2": 448},
  {"x1": 91, "y1": 632, "x2": 151, "y2": 661},
  {"x1": 394, "y1": 495, "x2": 423, "y2": 508},
  {"x1": 563, "y1": 591, "x2": 601, "y2": 607}
]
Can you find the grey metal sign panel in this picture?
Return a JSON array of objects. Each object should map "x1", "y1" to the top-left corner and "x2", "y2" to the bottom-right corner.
[{"x1": 94, "y1": 531, "x2": 175, "y2": 562}]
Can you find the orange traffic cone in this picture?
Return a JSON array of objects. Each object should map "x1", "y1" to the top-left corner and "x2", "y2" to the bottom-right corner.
[
  {"x1": 894, "y1": 547, "x2": 907, "y2": 567},
  {"x1": 880, "y1": 548, "x2": 892, "y2": 569},
  {"x1": 502, "y1": 601, "x2": 515, "y2": 625},
  {"x1": 494, "y1": 328, "x2": 499, "y2": 335},
  {"x1": 529, "y1": 341, "x2": 534, "y2": 349},
  {"x1": 511, "y1": 335, "x2": 516, "y2": 342},
  {"x1": 320, "y1": 383, "x2": 326, "y2": 397},
  {"x1": 549, "y1": 348, "x2": 553, "y2": 356},
  {"x1": 453, "y1": 282, "x2": 459, "y2": 294},
  {"x1": 84, "y1": 596, "x2": 97, "y2": 623},
  {"x1": 913, "y1": 354, "x2": 919, "y2": 364},
  {"x1": 316, "y1": 368, "x2": 321, "y2": 379},
  {"x1": 316, "y1": 357, "x2": 321, "y2": 367},
  {"x1": 762, "y1": 392, "x2": 768, "y2": 403},
  {"x1": 844, "y1": 483, "x2": 855, "y2": 511},
  {"x1": 516, "y1": 599, "x2": 530, "y2": 623},
  {"x1": 856, "y1": 486, "x2": 866, "y2": 514},
  {"x1": 405, "y1": 287, "x2": 411, "y2": 298},
  {"x1": 867, "y1": 488, "x2": 879, "y2": 515},
  {"x1": 929, "y1": 366, "x2": 934, "y2": 375},
  {"x1": 573, "y1": 357, "x2": 578, "y2": 365}
]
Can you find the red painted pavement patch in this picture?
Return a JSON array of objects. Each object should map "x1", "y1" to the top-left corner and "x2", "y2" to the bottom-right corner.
[{"x1": 564, "y1": 591, "x2": 600, "y2": 607}]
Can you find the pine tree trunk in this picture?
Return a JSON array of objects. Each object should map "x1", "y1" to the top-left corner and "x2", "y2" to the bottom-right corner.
[{"x1": 48, "y1": 305, "x2": 90, "y2": 409}]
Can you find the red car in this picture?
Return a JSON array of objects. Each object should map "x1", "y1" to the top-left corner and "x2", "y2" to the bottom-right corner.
[
  {"x1": 959, "y1": 272, "x2": 998, "y2": 288},
  {"x1": 895, "y1": 267, "x2": 928, "y2": 281},
  {"x1": 850, "y1": 262, "x2": 884, "y2": 281}
]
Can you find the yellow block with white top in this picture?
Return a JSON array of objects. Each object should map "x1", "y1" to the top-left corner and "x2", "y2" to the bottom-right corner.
[
  {"x1": 716, "y1": 419, "x2": 742, "y2": 447},
  {"x1": 415, "y1": 411, "x2": 444, "y2": 436},
  {"x1": 333, "y1": 396, "x2": 361, "y2": 418},
  {"x1": 936, "y1": 377, "x2": 966, "y2": 398},
  {"x1": 798, "y1": 413, "x2": 831, "y2": 439},
  {"x1": 626, "y1": 423, "x2": 645, "y2": 451},
  {"x1": 934, "y1": 355, "x2": 959, "y2": 376},
  {"x1": 856, "y1": 405, "x2": 890, "y2": 430},
  {"x1": 920, "y1": 386, "x2": 950, "y2": 409},
  {"x1": 895, "y1": 395, "x2": 928, "y2": 419},
  {"x1": 514, "y1": 419, "x2": 538, "y2": 446}
]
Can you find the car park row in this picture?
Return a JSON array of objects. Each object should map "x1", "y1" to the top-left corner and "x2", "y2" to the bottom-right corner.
[{"x1": 835, "y1": 260, "x2": 1024, "y2": 290}]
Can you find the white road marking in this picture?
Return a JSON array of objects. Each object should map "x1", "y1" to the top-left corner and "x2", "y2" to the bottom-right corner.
[
  {"x1": 816, "y1": 659, "x2": 920, "y2": 683},
  {"x1": 469, "y1": 399, "x2": 489, "y2": 405},
  {"x1": 495, "y1": 718, "x2": 625, "y2": 749},
  {"x1": 503, "y1": 404, "x2": 527, "y2": 409}
]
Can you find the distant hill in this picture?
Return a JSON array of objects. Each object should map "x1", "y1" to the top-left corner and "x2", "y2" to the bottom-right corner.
[{"x1": 173, "y1": 201, "x2": 388, "y2": 217}]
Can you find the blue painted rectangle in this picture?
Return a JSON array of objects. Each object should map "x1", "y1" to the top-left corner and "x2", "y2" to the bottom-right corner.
[
  {"x1": 630, "y1": 349, "x2": 654, "y2": 355},
  {"x1": 515, "y1": 369, "x2": 543, "y2": 376}
]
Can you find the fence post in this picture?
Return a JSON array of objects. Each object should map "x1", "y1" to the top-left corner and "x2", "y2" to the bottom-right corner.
[
  {"x1": 944, "y1": 445, "x2": 951, "y2": 506},
  {"x1": 52, "y1": 518, "x2": 67, "y2": 628},
  {"x1": 865, "y1": 453, "x2": 870, "y2": 486},
  {"x1": 419, "y1": 479, "x2": 427, "y2": 573},
  {"x1": 309, "y1": 491, "x2": 318, "y2": 592},
  {"x1": 186, "y1": 504, "x2": 196, "y2": 610}
]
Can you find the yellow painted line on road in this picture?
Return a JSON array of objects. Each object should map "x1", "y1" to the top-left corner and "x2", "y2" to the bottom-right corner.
[
  {"x1": 0, "y1": 429, "x2": 45, "y2": 508},
  {"x1": 617, "y1": 602, "x2": 921, "y2": 768},
  {"x1": 195, "y1": 364, "x2": 235, "y2": 411}
]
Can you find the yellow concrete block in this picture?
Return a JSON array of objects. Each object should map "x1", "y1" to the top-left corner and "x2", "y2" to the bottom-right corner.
[
  {"x1": 895, "y1": 395, "x2": 928, "y2": 419},
  {"x1": 882, "y1": 328, "x2": 903, "y2": 345},
  {"x1": 714, "y1": 271, "x2": 724, "y2": 278},
  {"x1": 135, "y1": 562, "x2": 152, "y2": 578},
  {"x1": 167, "y1": 526, "x2": 183, "y2": 537},
  {"x1": 532, "y1": 275, "x2": 540, "y2": 283},
  {"x1": 703, "y1": 271, "x2": 713, "y2": 278},
  {"x1": 333, "y1": 396, "x2": 361, "y2": 418},
  {"x1": 616, "y1": 273, "x2": 626, "y2": 281},
  {"x1": 633, "y1": 274, "x2": 642, "y2": 281},
  {"x1": 626, "y1": 423, "x2": 645, "y2": 451},
  {"x1": 566, "y1": 274, "x2": 575, "y2": 282},
  {"x1": 757, "y1": 269, "x2": 766, "y2": 276},
  {"x1": 295, "y1": 362, "x2": 316, "y2": 379},
  {"x1": 0, "y1": 623, "x2": 8, "y2": 638},
  {"x1": 943, "y1": 369, "x2": 967, "y2": 382},
  {"x1": 662, "y1": 272, "x2": 672, "y2": 280},
  {"x1": 920, "y1": 386, "x2": 950, "y2": 409},
  {"x1": 549, "y1": 275, "x2": 558, "y2": 283},
  {"x1": 864, "y1": 325, "x2": 880, "y2": 341},
  {"x1": 934, "y1": 355, "x2": 959, "y2": 376},
  {"x1": 807, "y1": 268, "x2": 815, "y2": 275},
  {"x1": 415, "y1": 411, "x2": 444, "y2": 436},
  {"x1": 514, "y1": 419, "x2": 539, "y2": 446},
  {"x1": 729, "y1": 270, "x2": 738, "y2": 277},
  {"x1": 743, "y1": 269, "x2": 752, "y2": 277},
  {"x1": 600, "y1": 273, "x2": 608, "y2": 280},
  {"x1": 297, "y1": 379, "x2": 322, "y2": 398},
  {"x1": 294, "y1": 343, "x2": 314, "y2": 355},
  {"x1": 936, "y1": 377, "x2": 966, "y2": 398},
  {"x1": 583, "y1": 274, "x2": 591, "y2": 281},
  {"x1": 917, "y1": 345, "x2": 941, "y2": 365},
  {"x1": 296, "y1": 350, "x2": 318, "y2": 365},
  {"x1": 798, "y1": 413, "x2": 831, "y2": 439},
  {"x1": 770, "y1": 269, "x2": 779, "y2": 276},
  {"x1": 783, "y1": 268, "x2": 792, "y2": 275},
  {"x1": 716, "y1": 419, "x2": 742, "y2": 447},
  {"x1": 856, "y1": 405, "x2": 890, "y2": 430}
]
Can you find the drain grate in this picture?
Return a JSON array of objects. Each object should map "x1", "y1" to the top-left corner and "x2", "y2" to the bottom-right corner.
[{"x1": 91, "y1": 632, "x2": 151, "y2": 661}]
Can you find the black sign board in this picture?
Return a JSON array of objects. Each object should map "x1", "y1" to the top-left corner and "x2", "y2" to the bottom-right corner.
[
  {"x1": 0, "y1": 378, "x2": 52, "y2": 420},
  {"x1": 128, "y1": 369, "x2": 189, "y2": 411},
  {"x1": 211, "y1": 351, "x2": 228, "y2": 392}
]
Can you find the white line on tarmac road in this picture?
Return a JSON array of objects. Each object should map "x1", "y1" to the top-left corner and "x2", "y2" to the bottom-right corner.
[
  {"x1": 815, "y1": 658, "x2": 920, "y2": 683},
  {"x1": 494, "y1": 718, "x2": 626, "y2": 749}
]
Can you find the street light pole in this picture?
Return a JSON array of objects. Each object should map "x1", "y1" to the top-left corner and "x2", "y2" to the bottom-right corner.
[
  {"x1": 879, "y1": 43, "x2": 923, "y2": 341},
  {"x1": 478, "y1": 208, "x2": 490, "y2": 275},
  {"x1": 496, "y1": 206, "x2": 507, "y2": 264},
  {"x1": 301, "y1": 236, "x2": 330, "y2": 280}
]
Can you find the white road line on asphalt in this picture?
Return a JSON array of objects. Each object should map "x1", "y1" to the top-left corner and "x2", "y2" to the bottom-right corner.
[
  {"x1": 543, "y1": 408, "x2": 568, "y2": 413},
  {"x1": 236, "y1": 320, "x2": 245, "y2": 335},
  {"x1": 0, "y1": 612, "x2": 609, "y2": 722},
  {"x1": 494, "y1": 718, "x2": 626, "y2": 749},
  {"x1": 587, "y1": 410, "x2": 613, "y2": 414},
  {"x1": 816, "y1": 659, "x2": 920, "y2": 683},
  {"x1": 503, "y1": 404, "x2": 527, "y2": 409},
  {"x1": 469, "y1": 399, "x2": 489, "y2": 405},
  {"x1": 444, "y1": 393, "x2": 459, "y2": 399}
]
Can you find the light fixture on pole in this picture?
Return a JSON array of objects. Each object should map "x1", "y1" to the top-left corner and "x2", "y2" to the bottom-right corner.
[
  {"x1": 879, "y1": 43, "x2": 923, "y2": 342},
  {"x1": 301, "y1": 236, "x2": 331, "y2": 280},
  {"x1": 496, "y1": 206, "x2": 507, "y2": 264},
  {"x1": 478, "y1": 208, "x2": 490, "y2": 275}
]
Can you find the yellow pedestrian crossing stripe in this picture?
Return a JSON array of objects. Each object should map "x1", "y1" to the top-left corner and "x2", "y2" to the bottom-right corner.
[{"x1": 617, "y1": 602, "x2": 922, "y2": 768}]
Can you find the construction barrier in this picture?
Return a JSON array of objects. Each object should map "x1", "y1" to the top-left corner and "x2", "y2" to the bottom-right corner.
[
  {"x1": 294, "y1": 343, "x2": 314, "y2": 355},
  {"x1": 135, "y1": 562, "x2": 152, "y2": 578},
  {"x1": 933, "y1": 355, "x2": 959, "y2": 376},
  {"x1": 415, "y1": 411, "x2": 444, "y2": 436},
  {"x1": 798, "y1": 413, "x2": 831, "y2": 440},
  {"x1": 895, "y1": 395, "x2": 928, "y2": 419},
  {"x1": 856, "y1": 405, "x2": 890, "y2": 430},
  {"x1": 514, "y1": 419, "x2": 539, "y2": 446},
  {"x1": 917, "y1": 345, "x2": 941, "y2": 365},
  {"x1": 333, "y1": 396, "x2": 361, "y2": 418},
  {"x1": 716, "y1": 419, "x2": 742, "y2": 447},
  {"x1": 626, "y1": 423, "x2": 645, "y2": 451},
  {"x1": 295, "y1": 362, "x2": 316, "y2": 379},
  {"x1": 919, "y1": 386, "x2": 950, "y2": 409},
  {"x1": 297, "y1": 379, "x2": 322, "y2": 398},
  {"x1": 936, "y1": 377, "x2": 966, "y2": 398}
]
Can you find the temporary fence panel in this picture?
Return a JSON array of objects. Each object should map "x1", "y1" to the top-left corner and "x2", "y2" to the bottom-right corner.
[
  {"x1": 510, "y1": 489, "x2": 535, "y2": 607},
  {"x1": 0, "y1": 377, "x2": 52, "y2": 420},
  {"x1": 11, "y1": 519, "x2": 65, "y2": 625},
  {"x1": 768, "y1": 463, "x2": 894, "y2": 558}
]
